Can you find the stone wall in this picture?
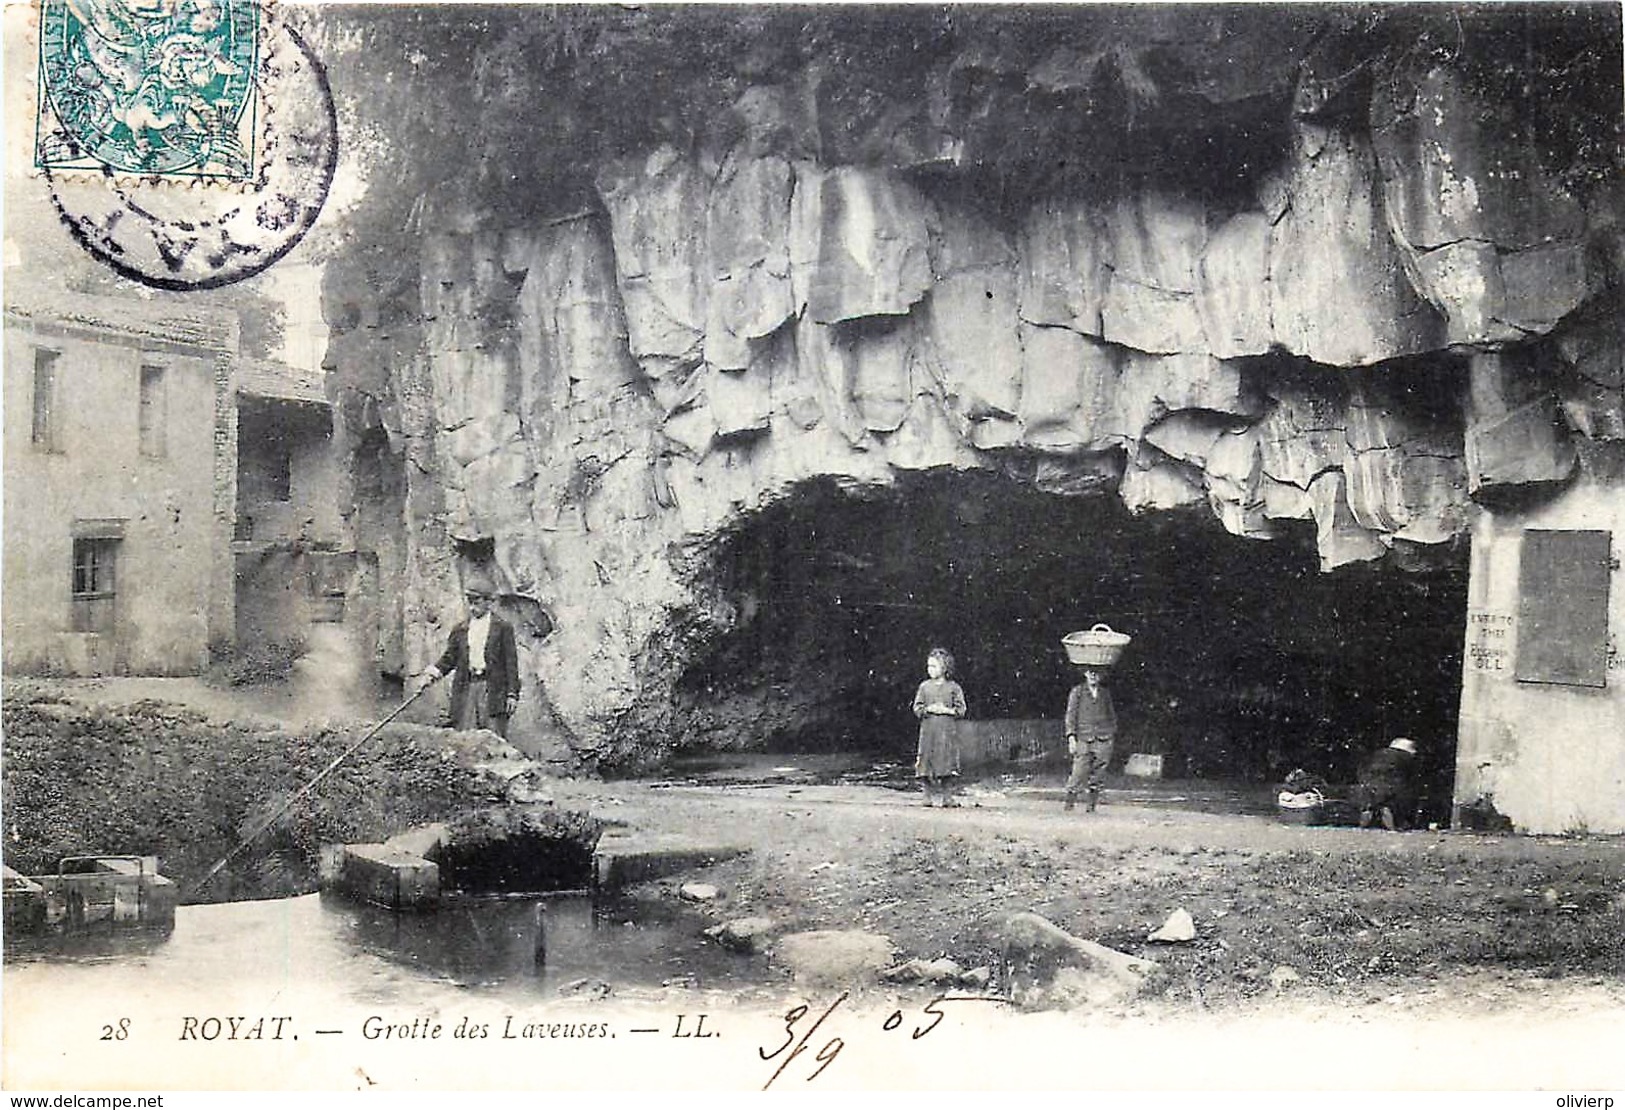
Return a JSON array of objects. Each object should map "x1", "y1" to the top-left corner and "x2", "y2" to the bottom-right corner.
[
  {"x1": 3, "y1": 304, "x2": 235, "y2": 675},
  {"x1": 1456, "y1": 445, "x2": 1625, "y2": 834}
]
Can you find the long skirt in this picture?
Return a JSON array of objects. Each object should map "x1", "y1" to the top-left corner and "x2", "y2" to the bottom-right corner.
[{"x1": 915, "y1": 717, "x2": 961, "y2": 779}]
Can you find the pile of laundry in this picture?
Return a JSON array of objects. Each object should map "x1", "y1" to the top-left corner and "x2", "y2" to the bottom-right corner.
[
  {"x1": 1275, "y1": 769, "x2": 1360, "y2": 826},
  {"x1": 1277, "y1": 768, "x2": 1329, "y2": 809}
]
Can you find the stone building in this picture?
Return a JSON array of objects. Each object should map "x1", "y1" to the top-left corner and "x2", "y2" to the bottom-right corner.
[
  {"x1": 1456, "y1": 472, "x2": 1623, "y2": 835},
  {"x1": 1456, "y1": 343, "x2": 1624, "y2": 833},
  {"x1": 2, "y1": 290, "x2": 376, "y2": 684},
  {"x1": 0, "y1": 13, "x2": 375, "y2": 693},
  {"x1": 233, "y1": 355, "x2": 351, "y2": 638},
  {"x1": 3, "y1": 290, "x2": 238, "y2": 675},
  {"x1": 232, "y1": 356, "x2": 386, "y2": 705}
]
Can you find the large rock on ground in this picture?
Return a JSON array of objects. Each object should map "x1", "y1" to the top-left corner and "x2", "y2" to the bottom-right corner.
[
  {"x1": 995, "y1": 911, "x2": 1163, "y2": 1009},
  {"x1": 705, "y1": 916, "x2": 777, "y2": 954}
]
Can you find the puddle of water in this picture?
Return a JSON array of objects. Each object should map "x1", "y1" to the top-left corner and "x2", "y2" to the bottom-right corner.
[
  {"x1": 331, "y1": 892, "x2": 771, "y2": 996},
  {"x1": 4, "y1": 891, "x2": 783, "y2": 1009}
]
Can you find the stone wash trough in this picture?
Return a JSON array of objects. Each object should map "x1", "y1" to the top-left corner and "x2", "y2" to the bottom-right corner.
[
  {"x1": 315, "y1": 6, "x2": 1623, "y2": 813},
  {"x1": 321, "y1": 808, "x2": 606, "y2": 910},
  {"x1": 322, "y1": 806, "x2": 749, "y2": 911}
]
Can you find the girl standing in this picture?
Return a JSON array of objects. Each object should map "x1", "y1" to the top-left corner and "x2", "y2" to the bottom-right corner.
[{"x1": 913, "y1": 647, "x2": 967, "y2": 807}]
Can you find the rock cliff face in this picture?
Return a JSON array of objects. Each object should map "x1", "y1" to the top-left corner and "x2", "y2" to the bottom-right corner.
[{"x1": 315, "y1": 7, "x2": 1622, "y2": 767}]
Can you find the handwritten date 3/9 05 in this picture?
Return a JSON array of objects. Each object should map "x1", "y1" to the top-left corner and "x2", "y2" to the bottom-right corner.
[{"x1": 757, "y1": 992, "x2": 1005, "y2": 1088}]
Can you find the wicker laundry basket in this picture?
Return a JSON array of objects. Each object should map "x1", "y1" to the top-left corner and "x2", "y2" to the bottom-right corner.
[{"x1": 1061, "y1": 624, "x2": 1131, "y2": 668}]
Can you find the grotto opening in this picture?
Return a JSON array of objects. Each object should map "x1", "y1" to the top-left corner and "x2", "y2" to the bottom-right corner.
[{"x1": 670, "y1": 466, "x2": 1467, "y2": 811}]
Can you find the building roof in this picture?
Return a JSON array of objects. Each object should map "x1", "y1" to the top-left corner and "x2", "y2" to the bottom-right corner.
[
  {"x1": 4, "y1": 286, "x2": 239, "y2": 353},
  {"x1": 234, "y1": 357, "x2": 329, "y2": 406}
]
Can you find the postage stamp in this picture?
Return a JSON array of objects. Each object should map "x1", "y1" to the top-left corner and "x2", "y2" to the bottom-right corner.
[
  {"x1": 33, "y1": 0, "x2": 337, "y2": 290},
  {"x1": 35, "y1": 0, "x2": 261, "y2": 180}
]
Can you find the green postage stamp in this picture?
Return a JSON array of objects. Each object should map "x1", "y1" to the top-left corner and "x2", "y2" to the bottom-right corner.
[
  {"x1": 35, "y1": 0, "x2": 260, "y2": 180},
  {"x1": 28, "y1": 0, "x2": 334, "y2": 289}
]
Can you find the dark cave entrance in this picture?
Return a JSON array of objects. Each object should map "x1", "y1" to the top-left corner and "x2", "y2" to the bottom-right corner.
[{"x1": 673, "y1": 471, "x2": 1466, "y2": 817}]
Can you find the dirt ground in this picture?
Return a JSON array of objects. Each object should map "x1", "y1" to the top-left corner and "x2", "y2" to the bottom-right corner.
[
  {"x1": 6, "y1": 677, "x2": 1623, "y2": 1021},
  {"x1": 545, "y1": 772, "x2": 1625, "y2": 1017}
]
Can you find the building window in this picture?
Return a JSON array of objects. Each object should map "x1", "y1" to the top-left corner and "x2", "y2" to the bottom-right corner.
[
  {"x1": 32, "y1": 349, "x2": 59, "y2": 451},
  {"x1": 237, "y1": 408, "x2": 293, "y2": 506},
  {"x1": 1516, "y1": 529, "x2": 1612, "y2": 688},
  {"x1": 263, "y1": 439, "x2": 293, "y2": 502},
  {"x1": 71, "y1": 537, "x2": 119, "y2": 635},
  {"x1": 139, "y1": 365, "x2": 167, "y2": 458}
]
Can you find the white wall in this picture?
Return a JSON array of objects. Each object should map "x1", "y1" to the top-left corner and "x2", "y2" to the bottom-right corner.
[
  {"x1": 1456, "y1": 456, "x2": 1625, "y2": 833},
  {"x1": 3, "y1": 323, "x2": 223, "y2": 673}
]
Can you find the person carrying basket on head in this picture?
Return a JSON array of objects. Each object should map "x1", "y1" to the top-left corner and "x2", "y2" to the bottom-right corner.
[
  {"x1": 1064, "y1": 666, "x2": 1116, "y2": 812},
  {"x1": 1060, "y1": 623, "x2": 1129, "y2": 813}
]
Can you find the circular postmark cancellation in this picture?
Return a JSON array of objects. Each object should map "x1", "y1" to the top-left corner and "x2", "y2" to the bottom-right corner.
[{"x1": 35, "y1": 0, "x2": 337, "y2": 290}]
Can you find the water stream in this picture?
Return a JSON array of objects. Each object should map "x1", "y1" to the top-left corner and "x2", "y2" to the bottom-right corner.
[
  {"x1": 334, "y1": 892, "x2": 770, "y2": 995},
  {"x1": 4, "y1": 890, "x2": 784, "y2": 1010}
]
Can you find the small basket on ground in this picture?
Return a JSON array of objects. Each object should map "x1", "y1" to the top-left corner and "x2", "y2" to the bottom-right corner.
[
  {"x1": 1061, "y1": 624, "x2": 1131, "y2": 668},
  {"x1": 1275, "y1": 799, "x2": 1325, "y2": 826},
  {"x1": 1275, "y1": 790, "x2": 1361, "y2": 827}
]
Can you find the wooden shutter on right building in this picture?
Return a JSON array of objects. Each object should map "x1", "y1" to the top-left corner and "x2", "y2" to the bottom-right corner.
[{"x1": 1515, "y1": 529, "x2": 1613, "y2": 688}]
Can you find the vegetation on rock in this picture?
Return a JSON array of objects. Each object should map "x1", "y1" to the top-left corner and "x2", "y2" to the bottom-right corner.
[
  {"x1": 1, "y1": 692, "x2": 504, "y2": 902},
  {"x1": 307, "y1": 4, "x2": 1621, "y2": 231}
]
